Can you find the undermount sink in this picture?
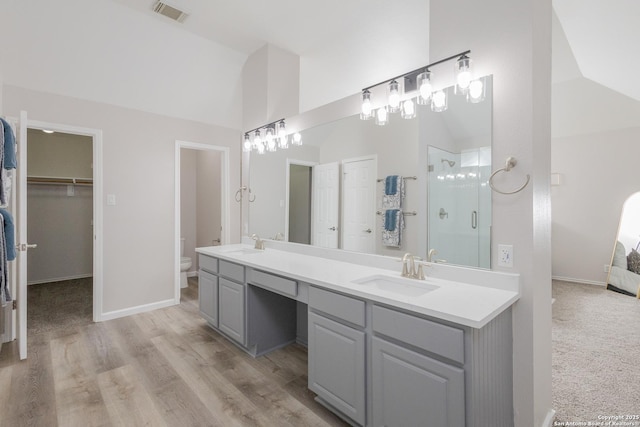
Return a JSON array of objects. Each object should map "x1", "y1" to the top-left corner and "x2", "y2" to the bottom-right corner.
[
  {"x1": 351, "y1": 274, "x2": 439, "y2": 297},
  {"x1": 222, "y1": 248, "x2": 263, "y2": 256}
]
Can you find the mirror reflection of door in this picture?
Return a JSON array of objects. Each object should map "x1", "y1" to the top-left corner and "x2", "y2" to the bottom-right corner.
[
  {"x1": 342, "y1": 157, "x2": 376, "y2": 253},
  {"x1": 311, "y1": 162, "x2": 339, "y2": 248},
  {"x1": 607, "y1": 191, "x2": 640, "y2": 297}
]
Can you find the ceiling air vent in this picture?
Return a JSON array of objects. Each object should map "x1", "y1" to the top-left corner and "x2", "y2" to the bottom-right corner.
[{"x1": 152, "y1": 1, "x2": 188, "y2": 23}]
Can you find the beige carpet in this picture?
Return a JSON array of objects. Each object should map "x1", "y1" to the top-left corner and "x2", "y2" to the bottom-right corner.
[{"x1": 553, "y1": 280, "x2": 640, "y2": 423}]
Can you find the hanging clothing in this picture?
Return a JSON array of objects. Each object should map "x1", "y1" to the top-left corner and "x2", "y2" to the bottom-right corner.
[
  {"x1": 0, "y1": 214, "x2": 9, "y2": 306},
  {"x1": 0, "y1": 118, "x2": 16, "y2": 169}
]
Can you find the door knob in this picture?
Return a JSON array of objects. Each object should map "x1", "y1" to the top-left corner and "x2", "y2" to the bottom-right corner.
[
  {"x1": 363, "y1": 228, "x2": 372, "y2": 233},
  {"x1": 328, "y1": 227, "x2": 336, "y2": 231},
  {"x1": 16, "y1": 243, "x2": 38, "y2": 252}
]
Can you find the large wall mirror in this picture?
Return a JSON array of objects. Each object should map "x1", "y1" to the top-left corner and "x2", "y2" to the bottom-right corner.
[
  {"x1": 248, "y1": 76, "x2": 493, "y2": 269},
  {"x1": 607, "y1": 191, "x2": 640, "y2": 297}
]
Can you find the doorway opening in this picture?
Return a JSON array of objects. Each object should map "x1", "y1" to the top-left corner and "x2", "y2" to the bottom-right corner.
[
  {"x1": 285, "y1": 159, "x2": 316, "y2": 244},
  {"x1": 174, "y1": 141, "x2": 230, "y2": 303},
  {"x1": 26, "y1": 128, "x2": 95, "y2": 327}
]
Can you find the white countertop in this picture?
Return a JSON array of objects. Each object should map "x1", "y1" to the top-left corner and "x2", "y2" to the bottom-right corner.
[{"x1": 196, "y1": 244, "x2": 520, "y2": 329}]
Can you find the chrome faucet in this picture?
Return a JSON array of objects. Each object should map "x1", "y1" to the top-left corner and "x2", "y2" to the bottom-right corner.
[
  {"x1": 251, "y1": 233, "x2": 265, "y2": 250},
  {"x1": 428, "y1": 249, "x2": 437, "y2": 262},
  {"x1": 273, "y1": 232, "x2": 284, "y2": 241},
  {"x1": 402, "y1": 253, "x2": 426, "y2": 280}
]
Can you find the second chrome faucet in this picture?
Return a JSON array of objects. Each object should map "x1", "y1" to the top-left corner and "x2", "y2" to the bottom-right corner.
[{"x1": 401, "y1": 252, "x2": 427, "y2": 280}]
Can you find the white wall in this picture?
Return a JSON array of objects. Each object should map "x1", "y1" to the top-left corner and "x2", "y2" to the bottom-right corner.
[
  {"x1": 3, "y1": 85, "x2": 242, "y2": 316},
  {"x1": 430, "y1": 1, "x2": 553, "y2": 425},
  {"x1": 552, "y1": 125, "x2": 640, "y2": 284}
]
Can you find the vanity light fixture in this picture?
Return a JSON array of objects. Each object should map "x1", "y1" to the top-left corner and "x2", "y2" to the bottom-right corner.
[
  {"x1": 360, "y1": 89, "x2": 373, "y2": 120},
  {"x1": 417, "y1": 70, "x2": 432, "y2": 105},
  {"x1": 455, "y1": 54, "x2": 473, "y2": 93},
  {"x1": 359, "y1": 49, "x2": 482, "y2": 121},
  {"x1": 375, "y1": 107, "x2": 388, "y2": 126},
  {"x1": 244, "y1": 118, "x2": 301, "y2": 154},
  {"x1": 431, "y1": 88, "x2": 448, "y2": 112},
  {"x1": 401, "y1": 99, "x2": 416, "y2": 119},
  {"x1": 387, "y1": 80, "x2": 401, "y2": 113}
]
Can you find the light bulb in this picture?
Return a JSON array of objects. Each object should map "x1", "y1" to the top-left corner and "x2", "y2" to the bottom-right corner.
[
  {"x1": 375, "y1": 107, "x2": 388, "y2": 126},
  {"x1": 243, "y1": 134, "x2": 252, "y2": 152},
  {"x1": 253, "y1": 130, "x2": 262, "y2": 148},
  {"x1": 417, "y1": 71, "x2": 432, "y2": 105},
  {"x1": 267, "y1": 138, "x2": 276, "y2": 152},
  {"x1": 360, "y1": 90, "x2": 373, "y2": 120},
  {"x1": 277, "y1": 120, "x2": 287, "y2": 139},
  {"x1": 292, "y1": 132, "x2": 302, "y2": 146},
  {"x1": 401, "y1": 99, "x2": 416, "y2": 119},
  {"x1": 455, "y1": 55, "x2": 473, "y2": 92},
  {"x1": 279, "y1": 135, "x2": 289, "y2": 149},
  {"x1": 387, "y1": 80, "x2": 400, "y2": 113},
  {"x1": 265, "y1": 127, "x2": 274, "y2": 145},
  {"x1": 431, "y1": 90, "x2": 448, "y2": 112},
  {"x1": 256, "y1": 141, "x2": 265, "y2": 154}
]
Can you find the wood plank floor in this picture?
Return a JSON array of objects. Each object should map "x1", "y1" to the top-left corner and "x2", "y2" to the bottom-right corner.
[{"x1": 0, "y1": 278, "x2": 348, "y2": 427}]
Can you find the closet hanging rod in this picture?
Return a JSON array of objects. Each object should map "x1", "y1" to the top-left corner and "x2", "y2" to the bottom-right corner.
[
  {"x1": 27, "y1": 176, "x2": 93, "y2": 186},
  {"x1": 376, "y1": 210, "x2": 417, "y2": 216},
  {"x1": 376, "y1": 176, "x2": 417, "y2": 182}
]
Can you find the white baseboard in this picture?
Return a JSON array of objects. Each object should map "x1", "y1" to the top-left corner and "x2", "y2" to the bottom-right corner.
[
  {"x1": 28, "y1": 274, "x2": 93, "y2": 286},
  {"x1": 98, "y1": 298, "x2": 177, "y2": 322},
  {"x1": 552, "y1": 276, "x2": 606, "y2": 286},
  {"x1": 542, "y1": 408, "x2": 556, "y2": 427}
]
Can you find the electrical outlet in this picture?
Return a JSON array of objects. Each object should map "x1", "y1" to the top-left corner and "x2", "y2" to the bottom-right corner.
[{"x1": 498, "y1": 244, "x2": 514, "y2": 267}]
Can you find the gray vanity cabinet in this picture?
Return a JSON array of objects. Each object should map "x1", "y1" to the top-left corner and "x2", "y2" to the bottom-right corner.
[
  {"x1": 198, "y1": 269, "x2": 218, "y2": 327},
  {"x1": 218, "y1": 277, "x2": 245, "y2": 345},
  {"x1": 372, "y1": 337, "x2": 465, "y2": 427},
  {"x1": 308, "y1": 287, "x2": 366, "y2": 426}
]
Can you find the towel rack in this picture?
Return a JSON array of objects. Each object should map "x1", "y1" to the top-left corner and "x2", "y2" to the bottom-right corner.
[
  {"x1": 234, "y1": 186, "x2": 256, "y2": 203},
  {"x1": 377, "y1": 176, "x2": 417, "y2": 182},
  {"x1": 377, "y1": 210, "x2": 417, "y2": 216},
  {"x1": 488, "y1": 157, "x2": 530, "y2": 195}
]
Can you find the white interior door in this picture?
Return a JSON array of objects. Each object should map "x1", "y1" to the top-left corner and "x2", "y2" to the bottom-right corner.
[
  {"x1": 16, "y1": 110, "x2": 29, "y2": 360},
  {"x1": 342, "y1": 158, "x2": 376, "y2": 253},
  {"x1": 312, "y1": 162, "x2": 339, "y2": 248}
]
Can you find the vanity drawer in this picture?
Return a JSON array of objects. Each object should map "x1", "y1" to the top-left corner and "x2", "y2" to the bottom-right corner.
[
  {"x1": 372, "y1": 305, "x2": 464, "y2": 364},
  {"x1": 249, "y1": 269, "x2": 297, "y2": 298},
  {"x1": 219, "y1": 260, "x2": 245, "y2": 283},
  {"x1": 198, "y1": 255, "x2": 218, "y2": 274},
  {"x1": 309, "y1": 287, "x2": 365, "y2": 328}
]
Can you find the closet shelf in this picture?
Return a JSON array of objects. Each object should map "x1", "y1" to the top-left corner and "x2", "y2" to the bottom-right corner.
[{"x1": 27, "y1": 176, "x2": 93, "y2": 186}]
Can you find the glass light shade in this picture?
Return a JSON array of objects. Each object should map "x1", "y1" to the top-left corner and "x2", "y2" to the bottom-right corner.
[
  {"x1": 253, "y1": 130, "x2": 262, "y2": 149},
  {"x1": 401, "y1": 99, "x2": 416, "y2": 119},
  {"x1": 277, "y1": 120, "x2": 287, "y2": 139},
  {"x1": 417, "y1": 71, "x2": 432, "y2": 105},
  {"x1": 279, "y1": 135, "x2": 289, "y2": 149},
  {"x1": 455, "y1": 55, "x2": 473, "y2": 92},
  {"x1": 387, "y1": 80, "x2": 400, "y2": 113},
  {"x1": 256, "y1": 140, "x2": 265, "y2": 154},
  {"x1": 243, "y1": 134, "x2": 252, "y2": 152},
  {"x1": 467, "y1": 78, "x2": 485, "y2": 103},
  {"x1": 292, "y1": 132, "x2": 302, "y2": 146},
  {"x1": 375, "y1": 107, "x2": 388, "y2": 126},
  {"x1": 431, "y1": 89, "x2": 448, "y2": 112},
  {"x1": 360, "y1": 90, "x2": 373, "y2": 120}
]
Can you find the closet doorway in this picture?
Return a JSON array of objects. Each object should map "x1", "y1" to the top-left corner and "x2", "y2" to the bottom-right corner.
[
  {"x1": 26, "y1": 128, "x2": 96, "y2": 325},
  {"x1": 174, "y1": 141, "x2": 230, "y2": 302}
]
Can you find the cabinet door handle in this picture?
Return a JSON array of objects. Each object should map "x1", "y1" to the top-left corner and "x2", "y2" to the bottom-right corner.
[{"x1": 471, "y1": 211, "x2": 478, "y2": 229}]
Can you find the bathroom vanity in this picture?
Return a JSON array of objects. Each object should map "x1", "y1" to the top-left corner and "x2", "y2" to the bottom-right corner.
[{"x1": 196, "y1": 243, "x2": 519, "y2": 427}]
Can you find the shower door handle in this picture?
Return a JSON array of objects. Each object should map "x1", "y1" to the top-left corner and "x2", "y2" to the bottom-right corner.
[{"x1": 471, "y1": 211, "x2": 478, "y2": 229}]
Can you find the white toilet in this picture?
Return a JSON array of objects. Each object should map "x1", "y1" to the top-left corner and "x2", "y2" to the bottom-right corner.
[{"x1": 180, "y1": 238, "x2": 192, "y2": 289}]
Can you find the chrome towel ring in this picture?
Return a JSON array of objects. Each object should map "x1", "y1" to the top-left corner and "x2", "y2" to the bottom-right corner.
[
  {"x1": 489, "y1": 157, "x2": 530, "y2": 195},
  {"x1": 234, "y1": 186, "x2": 256, "y2": 203}
]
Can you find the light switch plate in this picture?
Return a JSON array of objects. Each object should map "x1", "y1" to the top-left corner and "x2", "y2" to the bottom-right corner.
[
  {"x1": 498, "y1": 244, "x2": 513, "y2": 267},
  {"x1": 107, "y1": 194, "x2": 116, "y2": 206}
]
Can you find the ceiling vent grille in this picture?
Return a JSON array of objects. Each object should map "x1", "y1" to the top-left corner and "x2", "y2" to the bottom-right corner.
[{"x1": 152, "y1": 1, "x2": 188, "y2": 23}]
